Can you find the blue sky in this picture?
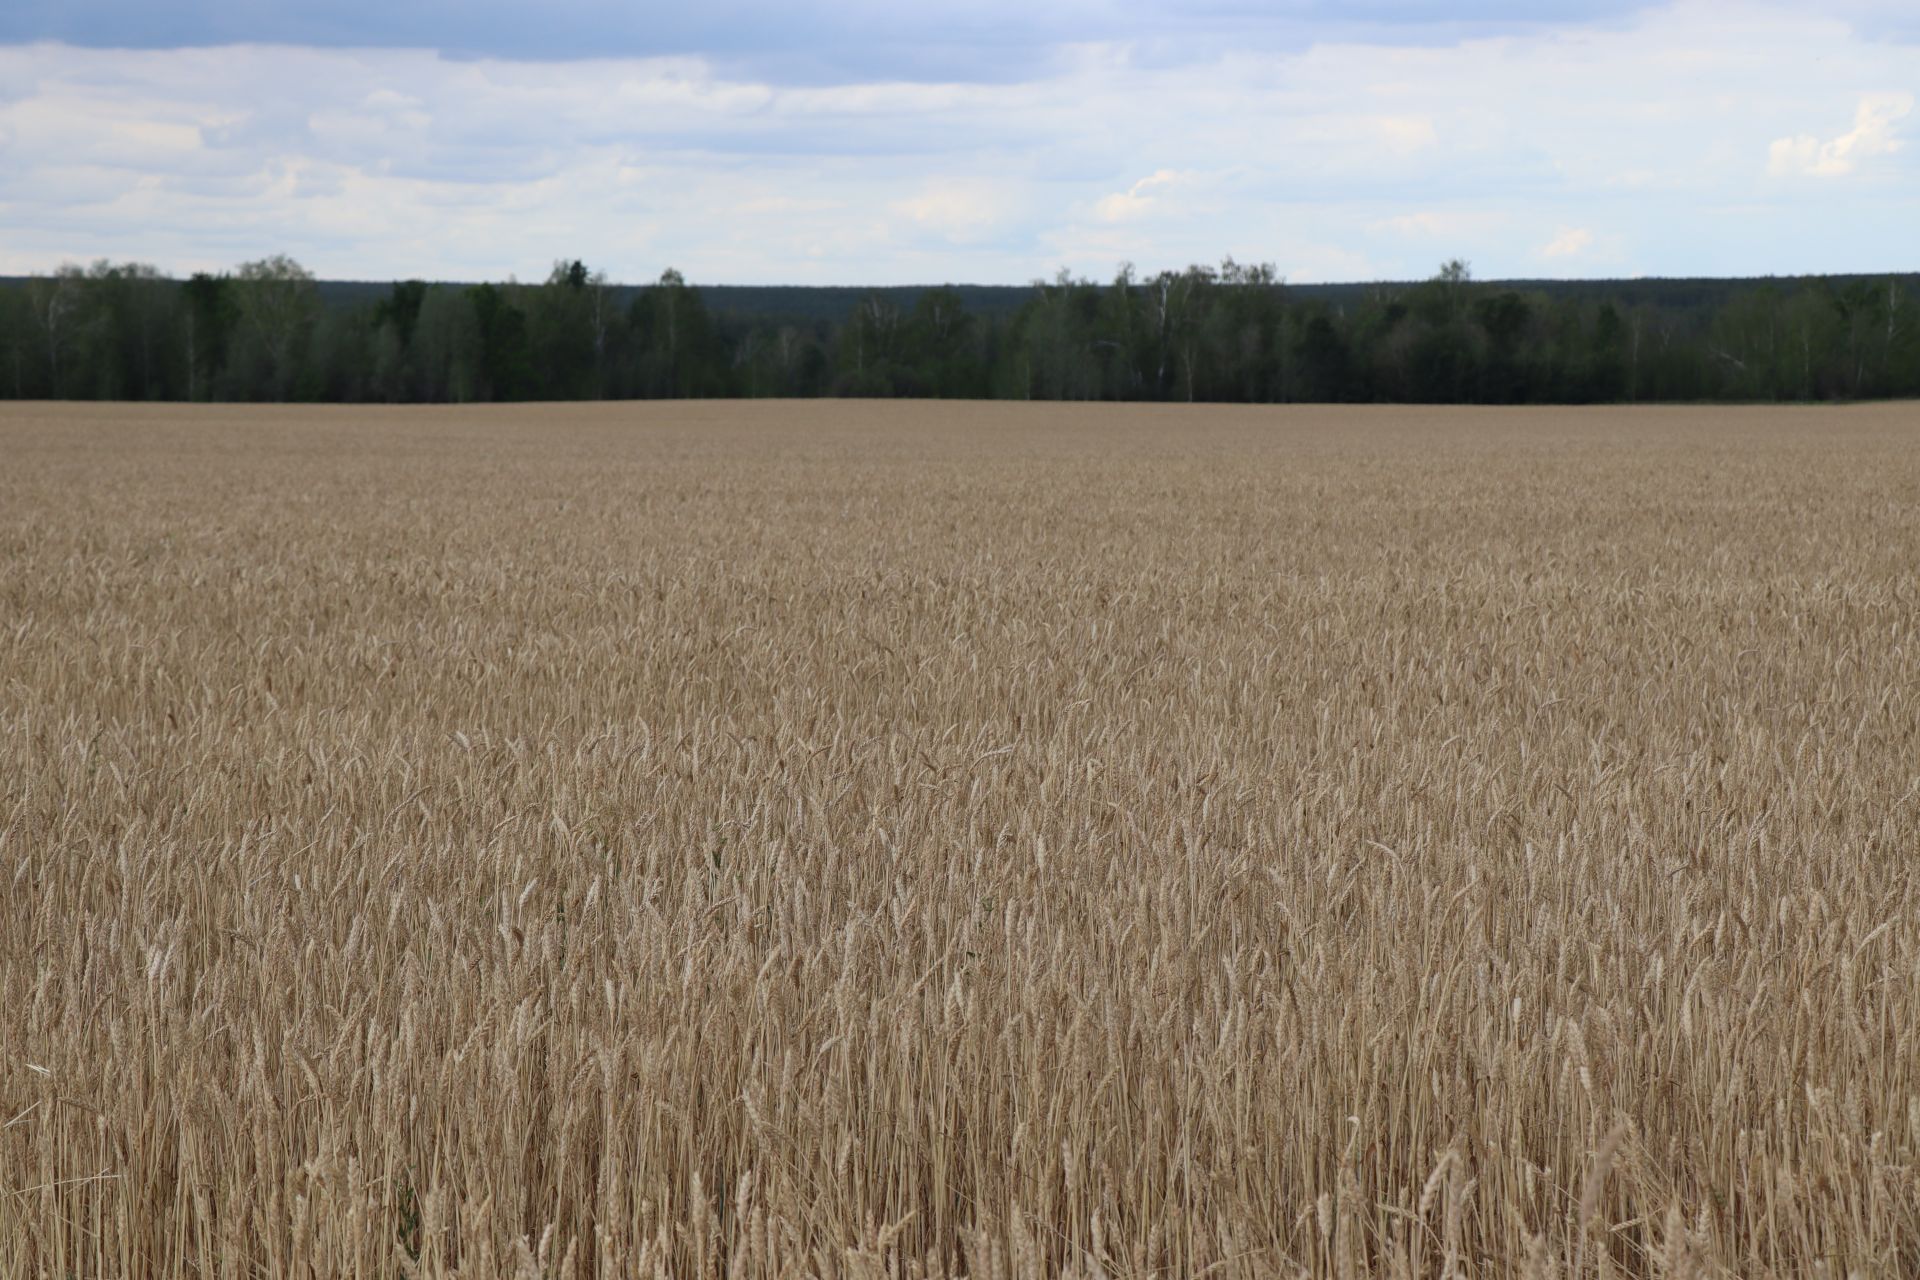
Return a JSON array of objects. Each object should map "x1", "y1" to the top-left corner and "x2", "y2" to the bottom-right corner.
[{"x1": 0, "y1": 1, "x2": 1915, "y2": 283}]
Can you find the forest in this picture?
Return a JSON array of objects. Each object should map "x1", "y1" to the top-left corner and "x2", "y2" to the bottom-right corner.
[{"x1": 2, "y1": 255, "x2": 1916, "y2": 404}]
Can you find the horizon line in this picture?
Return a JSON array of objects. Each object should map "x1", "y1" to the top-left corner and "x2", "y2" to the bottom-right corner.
[{"x1": 5, "y1": 268, "x2": 1919, "y2": 291}]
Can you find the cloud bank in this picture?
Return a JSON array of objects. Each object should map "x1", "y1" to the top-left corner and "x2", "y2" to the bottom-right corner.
[
  {"x1": 1768, "y1": 93, "x2": 1913, "y2": 177},
  {"x1": 0, "y1": 1, "x2": 1914, "y2": 283}
]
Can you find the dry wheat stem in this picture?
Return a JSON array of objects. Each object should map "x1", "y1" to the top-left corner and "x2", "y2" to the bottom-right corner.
[{"x1": 2, "y1": 400, "x2": 1918, "y2": 1278}]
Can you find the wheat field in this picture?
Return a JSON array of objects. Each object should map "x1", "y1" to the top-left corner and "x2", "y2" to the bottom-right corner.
[{"x1": 2, "y1": 400, "x2": 1918, "y2": 1278}]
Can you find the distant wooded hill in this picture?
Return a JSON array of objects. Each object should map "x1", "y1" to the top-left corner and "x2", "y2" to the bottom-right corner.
[{"x1": 3, "y1": 258, "x2": 1916, "y2": 404}]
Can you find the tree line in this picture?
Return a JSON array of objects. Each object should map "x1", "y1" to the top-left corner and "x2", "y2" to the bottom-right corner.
[{"x1": 3, "y1": 255, "x2": 1916, "y2": 404}]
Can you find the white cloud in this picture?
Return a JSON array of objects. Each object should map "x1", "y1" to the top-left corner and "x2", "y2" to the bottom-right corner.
[
  {"x1": 1373, "y1": 115, "x2": 1439, "y2": 154},
  {"x1": 1541, "y1": 226, "x2": 1595, "y2": 257},
  {"x1": 0, "y1": 4, "x2": 1917, "y2": 284},
  {"x1": 1094, "y1": 170, "x2": 1181, "y2": 223},
  {"x1": 1768, "y1": 93, "x2": 1912, "y2": 177},
  {"x1": 890, "y1": 179, "x2": 1015, "y2": 240}
]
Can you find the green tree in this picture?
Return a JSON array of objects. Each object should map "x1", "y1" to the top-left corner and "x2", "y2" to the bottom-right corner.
[
  {"x1": 83, "y1": 261, "x2": 179, "y2": 400},
  {"x1": 0, "y1": 284, "x2": 37, "y2": 398},
  {"x1": 1587, "y1": 302, "x2": 1629, "y2": 402},
  {"x1": 835, "y1": 293, "x2": 906, "y2": 395},
  {"x1": 414, "y1": 286, "x2": 484, "y2": 402},
  {"x1": 374, "y1": 280, "x2": 429, "y2": 351},
  {"x1": 1147, "y1": 266, "x2": 1215, "y2": 401},
  {"x1": 521, "y1": 260, "x2": 618, "y2": 398},
  {"x1": 1473, "y1": 291, "x2": 1532, "y2": 402},
  {"x1": 230, "y1": 255, "x2": 319, "y2": 400},
  {"x1": 631, "y1": 269, "x2": 726, "y2": 397},
  {"x1": 182, "y1": 273, "x2": 236, "y2": 401},
  {"x1": 1091, "y1": 265, "x2": 1152, "y2": 400},
  {"x1": 369, "y1": 279, "x2": 429, "y2": 399},
  {"x1": 1201, "y1": 258, "x2": 1284, "y2": 402},
  {"x1": 1884, "y1": 278, "x2": 1920, "y2": 397},
  {"x1": 1011, "y1": 271, "x2": 1106, "y2": 401},
  {"x1": 901, "y1": 286, "x2": 987, "y2": 398},
  {"x1": 466, "y1": 283, "x2": 535, "y2": 401},
  {"x1": 1708, "y1": 286, "x2": 1787, "y2": 400},
  {"x1": 1294, "y1": 311, "x2": 1351, "y2": 402},
  {"x1": 735, "y1": 322, "x2": 830, "y2": 397},
  {"x1": 25, "y1": 266, "x2": 86, "y2": 397}
]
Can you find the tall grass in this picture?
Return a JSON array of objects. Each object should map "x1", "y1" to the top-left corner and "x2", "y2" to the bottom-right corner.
[{"x1": 2, "y1": 400, "x2": 1917, "y2": 1277}]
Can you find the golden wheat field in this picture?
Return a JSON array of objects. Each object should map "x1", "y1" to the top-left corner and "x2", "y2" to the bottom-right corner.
[{"x1": 2, "y1": 399, "x2": 1919, "y2": 1279}]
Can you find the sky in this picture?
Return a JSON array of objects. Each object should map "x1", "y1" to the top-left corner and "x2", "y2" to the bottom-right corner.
[{"x1": 0, "y1": 1, "x2": 1915, "y2": 285}]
